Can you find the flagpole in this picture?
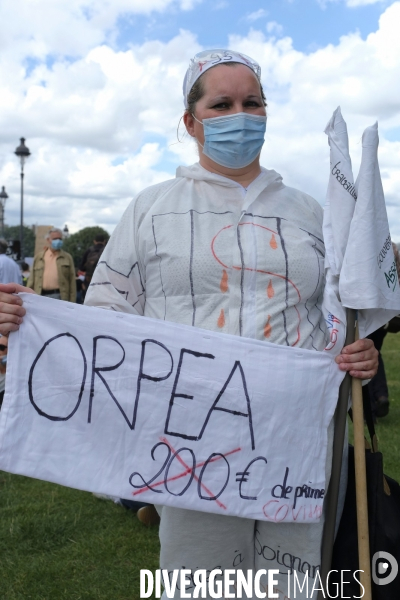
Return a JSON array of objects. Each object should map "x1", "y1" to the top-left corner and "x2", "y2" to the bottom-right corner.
[
  {"x1": 318, "y1": 308, "x2": 355, "y2": 599},
  {"x1": 352, "y1": 321, "x2": 372, "y2": 599},
  {"x1": 318, "y1": 310, "x2": 373, "y2": 599}
]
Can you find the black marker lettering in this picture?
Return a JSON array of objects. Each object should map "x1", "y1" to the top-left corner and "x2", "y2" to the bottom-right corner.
[
  {"x1": 238, "y1": 456, "x2": 268, "y2": 500},
  {"x1": 293, "y1": 484, "x2": 324, "y2": 509},
  {"x1": 331, "y1": 161, "x2": 357, "y2": 200},
  {"x1": 164, "y1": 448, "x2": 196, "y2": 496},
  {"x1": 28, "y1": 333, "x2": 87, "y2": 421},
  {"x1": 165, "y1": 348, "x2": 214, "y2": 440},
  {"x1": 88, "y1": 335, "x2": 126, "y2": 424},
  {"x1": 198, "y1": 361, "x2": 255, "y2": 449},
  {"x1": 129, "y1": 441, "x2": 171, "y2": 494},
  {"x1": 198, "y1": 452, "x2": 230, "y2": 501},
  {"x1": 133, "y1": 339, "x2": 174, "y2": 430},
  {"x1": 271, "y1": 467, "x2": 292, "y2": 499}
]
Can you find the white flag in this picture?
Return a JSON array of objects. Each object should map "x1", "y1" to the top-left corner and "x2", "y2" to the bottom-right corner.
[
  {"x1": 323, "y1": 106, "x2": 356, "y2": 277},
  {"x1": 340, "y1": 122, "x2": 400, "y2": 338},
  {"x1": 323, "y1": 110, "x2": 400, "y2": 346},
  {"x1": 322, "y1": 107, "x2": 353, "y2": 357}
]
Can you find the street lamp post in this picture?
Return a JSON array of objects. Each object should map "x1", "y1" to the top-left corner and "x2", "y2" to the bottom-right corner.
[
  {"x1": 0, "y1": 186, "x2": 8, "y2": 236},
  {"x1": 14, "y1": 138, "x2": 31, "y2": 261}
]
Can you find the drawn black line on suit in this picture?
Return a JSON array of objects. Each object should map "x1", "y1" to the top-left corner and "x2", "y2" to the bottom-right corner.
[
  {"x1": 98, "y1": 261, "x2": 141, "y2": 278},
  {"x1": 151, "y1": 215, "x2": 167, "y2": 320},
  {"x1": 88, "y1": 282, "x2": 131, "y2": 303},
  {"x1": 242, "y1": 213, "x2": 290, "y2": 344},
  {"x1": 215, "y1": 214, "x2": 292, "y2": 342},
  {"x1": 151, "y1": 209, "x2": 321, "y2": 342},
  {"x1": 89, "y1": 260, "x2": 145, "y2": 308},
  {"x1": 277, "y1": 217, "x2": 289, "y2": 345},
  {"x1": 304, "y1": 235, "x2": 325, "y2": 350},
  {"x1": 211, "y1": 218, "x2": 286, "y2": 335},
  {"x1": 97, "y1": 260, "x2": 145, "y2": 291},
  {"x1": 189, "y1": 210, "x2": 196, "y2": 326},
  {"x1": 151, "y1": 210, "x2": 233, "y2": 325},
  {"x1": 302, "y1": 231, "x2": 326, "y2": 340},
  {"x1": 237, "y1": 220, "x2": 245, "y2": 336},
  {"x1": 297, "y1": 227, "x2": 324, "y2": 245},
  {"x1": 243, "y1": 213, "x2": 325, "y2": 347}
]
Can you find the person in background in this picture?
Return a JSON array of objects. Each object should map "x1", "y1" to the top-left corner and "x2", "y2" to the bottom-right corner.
[
  {"x1": 75, "y1": 269, "x2": 84, "y2": 304},
  {"x1": 21, "y1": 262, "x2": 30, "y2": 286},
  {"x1": 79, "y1": 234, "x2": 107, "y2": 300},
  {"x1": 27, "y1": 227, "x2": 76, "y2": 302},
  {"x1": 0, "y1": 334, "x2": 8, "y2": 409},
  {"x1": 366, "y1": 326, "x2": 390, "y2": 417},
  {"x1": 92, "y1": 491, "x2": 159, "y2": 526},
  {"x1": 0, "y1": 239, "x2": 22, "y2": 285},
  {"x1": 393, "y1": 242, "x2": 400, "y2": 282}
]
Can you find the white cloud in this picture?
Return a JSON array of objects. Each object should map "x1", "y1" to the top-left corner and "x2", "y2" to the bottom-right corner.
[
  {"x1": 346, "y1": 0, "x2": 385, "y2": 5},
  {"x1": 266, "y1": 21, "x2": 283, "y2": 35},
  {"x1": 0, "y1": 0, "x2": 202, "y2": 60},
  {"x1": 318, "y1": 0, "x2": 386, "y2": 6},
  {"x1": 246, "y1": 9, "x2": 268, "y2": 22},
  {"x1": 180, "y1": 0, "x2": 202, "y2": 9},
  {"x1": 212, "y1": 0, "x2": 229, "y2": 9}
]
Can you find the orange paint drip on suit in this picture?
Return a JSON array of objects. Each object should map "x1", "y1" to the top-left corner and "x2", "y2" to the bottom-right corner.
[
  {"x1": 270, "y1": 234, "x2": 278, "y2": 249},
  {"x1": 267, "y1": 279, "x2": 274, "y2": 299},
  {"x1": 264, "y1": 315, "x2": 271, "y2": 338},
  {"x1": 217, "y1": 309, "x2": 225, "y2": 328},
  {"x1": 220, "y1": 269, "x2": 228, "y2": 293}
]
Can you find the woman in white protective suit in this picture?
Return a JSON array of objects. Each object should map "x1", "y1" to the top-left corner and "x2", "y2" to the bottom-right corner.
[{"x1": 0, "y1": 49, "x2": 378, "y2": 599}]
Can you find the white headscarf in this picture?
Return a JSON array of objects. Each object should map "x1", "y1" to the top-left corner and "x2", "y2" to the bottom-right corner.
[{"x1": 183, "y1": 48, "x2": 262, "y2": 109}]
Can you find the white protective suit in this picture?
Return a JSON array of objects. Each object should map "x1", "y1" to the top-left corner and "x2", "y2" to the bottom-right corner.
[{"x1": 85, "y1": 163, "x2": 344, "y2": 599}]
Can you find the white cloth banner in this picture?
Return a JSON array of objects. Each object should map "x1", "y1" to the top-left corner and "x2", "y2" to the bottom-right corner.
[
  {"x1": 323, "y1": 108, "x2": 400, "y2": 347},
  {"x1": 0, "y1": 294, "x2": 344, "y2": 523}
]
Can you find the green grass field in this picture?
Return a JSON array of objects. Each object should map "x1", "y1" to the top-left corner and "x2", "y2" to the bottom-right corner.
[
  {"x1": 1, "y1": 334, "x2": 399, "y2": 599},
  {"x1": 368, "y1": 332, "x2": 400, "y2": 479}
]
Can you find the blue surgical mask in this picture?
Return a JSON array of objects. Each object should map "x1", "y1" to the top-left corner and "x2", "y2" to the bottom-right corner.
[
  {"x1": 1, "y1": 355, "x2": 7, "y2": 365},
  {"x1": 194, "y1": 112, "x2": 267, "y2": 169},
  {"x1": 51, "y1": 239, "x2": 63, "y2": 250}
]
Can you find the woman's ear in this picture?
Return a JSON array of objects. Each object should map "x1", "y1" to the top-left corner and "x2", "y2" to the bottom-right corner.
[{"x1": 183, "y1": 112, "x2": 196, "y2": 138}]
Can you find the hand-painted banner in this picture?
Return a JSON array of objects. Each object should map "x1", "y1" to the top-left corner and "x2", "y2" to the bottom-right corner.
[{"x1": 0, "y1": 294, "x2": 344, "y2": 522}]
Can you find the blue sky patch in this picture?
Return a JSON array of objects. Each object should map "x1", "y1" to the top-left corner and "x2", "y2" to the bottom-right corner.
[{"x1": 113, "y1": 0, "x2": 387, "y2": 54}]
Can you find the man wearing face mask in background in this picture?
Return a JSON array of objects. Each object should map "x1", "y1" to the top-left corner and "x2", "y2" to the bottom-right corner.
[{"x1": 27, "y1": 227, "x2": 76, "y2": 302}]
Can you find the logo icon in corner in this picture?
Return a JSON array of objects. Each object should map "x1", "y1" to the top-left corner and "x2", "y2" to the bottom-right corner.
[{"x1": 372, "y1": 552, "x2": 398, "y2": 586}]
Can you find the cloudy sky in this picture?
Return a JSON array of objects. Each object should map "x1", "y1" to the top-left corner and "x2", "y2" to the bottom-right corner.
[{"x1": 0, "y1": 0, "x2": 399, "y2": 240}]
